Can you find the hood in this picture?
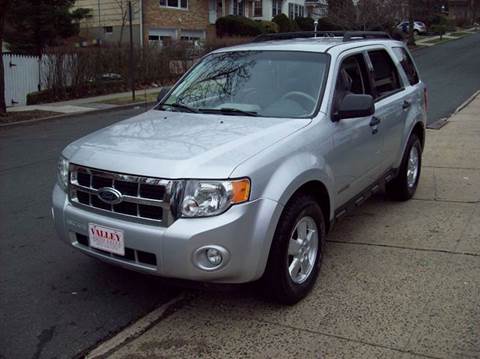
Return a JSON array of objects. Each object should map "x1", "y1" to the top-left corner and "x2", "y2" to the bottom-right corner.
[{"x1": 64, "y1": 110, "x2": 310, "y2": 179}]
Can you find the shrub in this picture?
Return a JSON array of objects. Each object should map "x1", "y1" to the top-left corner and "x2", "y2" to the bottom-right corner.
[
  {"x1": 272, "y1": 13, "x2": 295, "y2": 32},
  {"x1": 216, "y1": 15, "x2": 263, "y2": 37},
  {"x1": 295, "y1": 17, "x2": 315, "y2": 31},
  {"x1": 202, "y1": 36, "x2": 253, "y2": 53},
  {"x1": 315, "y1": 17, "x2": 342, "y2": 31},
  {"x1": 430, "y1": 24, "x2": 447, "y2": 35},
  {"x1": 26, "y1": 81, "x2": 126, "y2": 105},
  {"x1": 431, "y1": 14, "x2": 449, "y2": 26},
  {"x1": 256, "y1": 20, "x2": 279, "y2": 33}
]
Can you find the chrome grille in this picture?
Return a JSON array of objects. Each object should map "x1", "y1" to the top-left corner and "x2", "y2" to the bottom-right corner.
[{"x1": 69, "y1": 164, "x2": 178, "y2": 226}]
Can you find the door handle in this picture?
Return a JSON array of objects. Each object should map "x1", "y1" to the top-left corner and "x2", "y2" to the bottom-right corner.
[
  {"x1": 402, "y1": 100, "x2": 411, "y2": 110},
  {"x1": 370, "y1": 116, "x2": 381, "y2": 127}
]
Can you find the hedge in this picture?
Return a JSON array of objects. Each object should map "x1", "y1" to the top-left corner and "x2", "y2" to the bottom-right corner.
[
  {"x1": 256, "y1": 20, "x2": 279, "y2": 34},
  {"x1": 216, "y1": 16, "x2": 263, "y2": 37},
  {"x1": 315, "y1": 17, "x2": 342, "y2": 31},
  {"x1": 272, "y1": 14, "x2": 297, "y2": 32},
  {"x1": 295, "y1": 17, "x2": 315, "y2": 31}
]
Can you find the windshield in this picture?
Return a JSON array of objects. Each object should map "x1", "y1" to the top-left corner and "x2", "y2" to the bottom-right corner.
[{"x1": 159, "y1": 51, "x2": 330, "y2": 118}]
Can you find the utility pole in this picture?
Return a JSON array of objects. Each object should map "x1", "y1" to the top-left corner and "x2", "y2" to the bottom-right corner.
[{"x1": 128, "y1": 1, "x2": 135, "y2": 102}]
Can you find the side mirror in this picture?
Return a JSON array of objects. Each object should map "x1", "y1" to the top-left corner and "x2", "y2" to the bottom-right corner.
[
  {"x1": 156, "y1": 87, "x2": 171, "y2": 103},
  {"x1": 335, "y1": 94, "x2": 375, "y2": 121}
]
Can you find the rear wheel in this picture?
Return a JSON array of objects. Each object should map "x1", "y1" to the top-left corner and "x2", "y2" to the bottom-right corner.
[
  {"x1": 262, "y1": 194, "x2": 325, "y2": 305},
  {"x1": 386, "y1": 134, "x2": 422, "y2": 201}
]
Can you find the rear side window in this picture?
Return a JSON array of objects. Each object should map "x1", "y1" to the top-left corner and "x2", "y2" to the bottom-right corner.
[
  {"x1": 392, "y1": 47, "x2": 419, "y2": 86},
  {"x1": 368, "y1": 50, "x2": 401, "y2": 99}
]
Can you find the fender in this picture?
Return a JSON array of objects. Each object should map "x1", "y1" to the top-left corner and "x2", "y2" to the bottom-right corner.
[
  {"x1": 248, "y1": 152, "x2": 336, "y2": 279},
  {"x1": 394, "y1": 119, "x2": 425, "y2": 169},
  {"x1": 259, "y1": 152, "x2": 336, "y2": 222}
]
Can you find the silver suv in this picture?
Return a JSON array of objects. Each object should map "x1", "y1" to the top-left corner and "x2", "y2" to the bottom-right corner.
[{"x1": 53, "y1": 32, "x2": 427, "y2": 304}]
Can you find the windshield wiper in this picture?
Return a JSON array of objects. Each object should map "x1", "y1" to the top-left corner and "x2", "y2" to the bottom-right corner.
[
  {"x1": 199, "y1": 107, "x2": 258, "y2": 117},
  {"x1": 159, "y1": 102, "x2": 198, "y2": 113}
]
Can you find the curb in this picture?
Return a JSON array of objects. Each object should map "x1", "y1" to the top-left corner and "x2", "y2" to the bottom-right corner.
[
  {"x1": 0, "y1": 101, "x2": 156, "y2": 129},
  {"x1": 427, "y1": 90, "x2": 480, "y2": 130},
  {"x1": 85, "y1": 293, "x2": 186, "y2": 359},
  {"x1": 454, "y1": 90, "x2": 480, "y2": 114}
]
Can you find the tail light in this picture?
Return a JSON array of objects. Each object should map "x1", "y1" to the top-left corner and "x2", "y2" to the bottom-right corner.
[{"x1": 424, "y1": 87, "x2": 428, "y2": 112}]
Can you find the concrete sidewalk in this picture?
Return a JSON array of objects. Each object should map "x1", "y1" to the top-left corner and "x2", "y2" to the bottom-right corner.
[
  {"x1": 90, "y1": 96, "x2": 480, "y2": 359},
  {"x1": 416, "y1": 27, "x2": 478, "y2": 47},
  {"x1": 7, "y1": 87, "x2": 161, "y2": 115}
]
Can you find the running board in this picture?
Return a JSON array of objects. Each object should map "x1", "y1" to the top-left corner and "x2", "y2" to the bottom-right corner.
[{"x1": 334, "y1": 169, "x2": 397, "y2": 222}]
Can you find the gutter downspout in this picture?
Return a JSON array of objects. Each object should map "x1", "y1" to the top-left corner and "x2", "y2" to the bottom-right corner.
[{"x1": 139, "y1": 0, "x2": 144, "y2": 47}]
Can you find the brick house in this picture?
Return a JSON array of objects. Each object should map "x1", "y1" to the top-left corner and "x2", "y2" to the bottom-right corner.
[{"x1": 74, "y1": 0, "x2": 310, "y2": 47}]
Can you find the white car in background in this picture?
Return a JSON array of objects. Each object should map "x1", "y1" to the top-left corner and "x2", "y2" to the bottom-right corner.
[{"x1": 397, "y1": 21, "x2": 427, "y2": 35}]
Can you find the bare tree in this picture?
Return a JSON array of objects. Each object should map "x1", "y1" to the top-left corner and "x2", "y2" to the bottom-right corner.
[
  {"x1": 0, "y1": 0, "x2": 9, "y2": 115},
  {"x1": 357, "y1": 0, "x2": 404, "y2": 30},
  {"x1": 327, "y1": 0, "x2": 404, "y2": 30},
  {"x1": 327, "y1": 0, "x2": 358, "y2": 29},
  {"x1": 113, "y1": 0, "x2": 139, "y2": 46}
]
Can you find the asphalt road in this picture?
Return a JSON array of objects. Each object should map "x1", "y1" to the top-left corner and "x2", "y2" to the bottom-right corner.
[
  {"x1": 0, "y1": 107, "x2": 179, "y2": 359},
  {"x1": 414, "y1": 31, "x2": 480, "y2": 124},
  {"x1": 1, "y1": 33, "x2": 480, "y2": 359}
]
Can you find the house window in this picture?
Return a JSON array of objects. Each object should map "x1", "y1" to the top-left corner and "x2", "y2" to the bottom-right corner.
[
  {"x1": 104, "y1": 26, "x2": 113, "y2": 35},
  {"x1": 288, "y1": 3, "x2": 304, "y2": 18},
  {"x1": 254, "y1": 0, "x2": 262, "y2": 17},
  {"x1": 148, "y1": 35, "x2": 173, "y2": 46},
  {"x1": 272, "y1": 0, "x2": 281, "y2": 16},
  {"x1": 233, "y1": 0, "x2": 245, "y2": 16},
  {"x1": 159, "y1": 0, "x2": 187, "y2": 10}
]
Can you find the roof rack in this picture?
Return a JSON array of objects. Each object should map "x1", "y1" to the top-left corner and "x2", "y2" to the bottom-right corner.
[{"x1": 253, "y1": 31, "x2": 391, "y2": 43}]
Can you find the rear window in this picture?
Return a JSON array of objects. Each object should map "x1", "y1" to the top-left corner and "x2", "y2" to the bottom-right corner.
[
  {"x1": 368, "y1": 50, "x2": 401, "y2": 99},
  {"x1": 392, "y1": 47, "x2": 420, "y2": 86}
]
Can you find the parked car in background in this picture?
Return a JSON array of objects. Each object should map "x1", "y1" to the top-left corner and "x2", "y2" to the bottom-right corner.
[
  {"x1": 53, "y1": 31, "x2": 427, "y2": 305},
  {"x1": 397, "y1": 21, "x2": 428, "y2": 35}
]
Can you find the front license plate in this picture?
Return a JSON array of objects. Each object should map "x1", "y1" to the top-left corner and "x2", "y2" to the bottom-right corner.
[{"x1": 88, "y1": 223, "x2": 125, "y2": 256}]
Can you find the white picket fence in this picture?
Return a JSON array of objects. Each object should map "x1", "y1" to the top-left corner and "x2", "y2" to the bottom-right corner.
[{"x1": 2, "y1": 53, "x2": 55, "y2": 107}]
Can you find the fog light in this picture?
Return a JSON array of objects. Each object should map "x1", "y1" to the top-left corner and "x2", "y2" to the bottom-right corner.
[
  {"x1": 192, "y1": 245, "x2": 230, "y2": 271},
  {"x1": 206, "y1": 248, "x2": 222, "y2": 266}
]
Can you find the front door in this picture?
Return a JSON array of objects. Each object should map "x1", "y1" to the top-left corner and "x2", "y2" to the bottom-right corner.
[{"x1": 328, "y1": 52, "x2": 384, "y2": 206}]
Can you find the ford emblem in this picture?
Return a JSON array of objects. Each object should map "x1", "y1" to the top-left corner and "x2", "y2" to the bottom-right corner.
[{"x1": 97, "y1": 187, "x2": 123, "y2": 205}]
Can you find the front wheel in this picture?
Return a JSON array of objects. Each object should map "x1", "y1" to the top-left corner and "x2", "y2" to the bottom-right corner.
[
  {"x1": 386, "y1": 134, "x2": 422, "y2": 201},
  {"x1": 261, "y1": 194, "x2": 325, "y2": 305}
]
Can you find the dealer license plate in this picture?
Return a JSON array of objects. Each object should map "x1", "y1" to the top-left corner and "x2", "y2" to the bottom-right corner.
[{"x1": 88, "y1": 223, "x2": 125, "y2": 256}]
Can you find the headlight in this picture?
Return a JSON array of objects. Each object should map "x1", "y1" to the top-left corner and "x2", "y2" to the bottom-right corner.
[
  {"x1": 181, "y1": 178, "x2": 250, "y2": 217},
  {"x1": 57, "y1": 156, "x2": 69, "y2": 191}
]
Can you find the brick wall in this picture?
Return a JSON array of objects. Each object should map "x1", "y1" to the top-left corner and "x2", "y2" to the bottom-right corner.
[{"x1": 143, "y1": 0, "x2": 210, "y2": 42}]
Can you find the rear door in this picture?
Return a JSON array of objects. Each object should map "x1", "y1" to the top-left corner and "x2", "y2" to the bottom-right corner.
[
  {"x1": 365, "y1": 48, "x2": 408, "y2": 171},
  {"x1": 391, "y1": 46, "x2": 425, "y2": 156}
]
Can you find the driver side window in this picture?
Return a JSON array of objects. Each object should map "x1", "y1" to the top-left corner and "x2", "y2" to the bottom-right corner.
[{"x1": 332, "y1": 54, "x2": 372, "y2": 116}]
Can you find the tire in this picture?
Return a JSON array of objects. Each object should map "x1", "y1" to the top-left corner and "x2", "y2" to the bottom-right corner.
[
  {"x1": 414, "y1": 30, "x2": 420, "y2": 36},
  {"x1": 386, "y1": 134, "x2": 422, "y2": 201},
  {"x1": 261, "y1": 194, "x2": 325, "y2": 305}
]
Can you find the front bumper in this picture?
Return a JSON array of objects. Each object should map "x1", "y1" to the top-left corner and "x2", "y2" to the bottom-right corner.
[{"x1": 52, "y1": 184, "x2": 283, "y2": 283}]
